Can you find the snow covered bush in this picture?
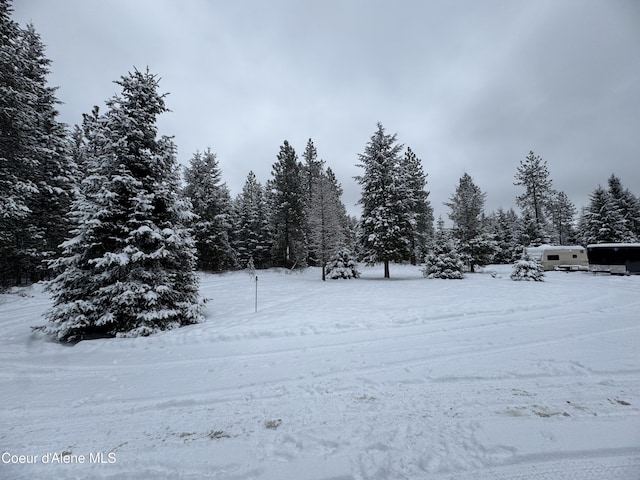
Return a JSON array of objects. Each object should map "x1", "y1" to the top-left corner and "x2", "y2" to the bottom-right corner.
[
  {"x1": 325, "y1": 249, "x2": 360, "y2": 279},
  {"x1": 511, "y1": 254, "x2": 545, "y2": 281},
  {"x1": 422, "y1": 218, "x2": 465, "y2": 279},
  {"x1": 422, "y1": 246, "x2": 465, "y2": 279},
  {"x1": 246, "y1": 256, "x2": 256, "y2": 279}
]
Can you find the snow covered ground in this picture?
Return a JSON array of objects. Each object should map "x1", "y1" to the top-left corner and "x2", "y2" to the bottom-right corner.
[{"x1": 1, "y1": 264, "x2": 639, "y2": 479}]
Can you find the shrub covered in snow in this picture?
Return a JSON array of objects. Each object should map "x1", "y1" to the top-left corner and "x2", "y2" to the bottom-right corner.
[
  {"x1": 325, "y1": 249, "x2": 360, "y2": 279},
  {"x1": 511, "y1": 254, "x2": 545, "y2": 281},
  {"x1": 246, "y1": 256, "x2": 256, "y2": 279},
  {"x1": 422, "y1": 242, "x2": 465, "y2": 279}
]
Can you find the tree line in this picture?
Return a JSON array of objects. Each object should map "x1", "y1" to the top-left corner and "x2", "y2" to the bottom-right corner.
[{"x1": 2, "y1": 1, "x2": 639, "y2": 339}]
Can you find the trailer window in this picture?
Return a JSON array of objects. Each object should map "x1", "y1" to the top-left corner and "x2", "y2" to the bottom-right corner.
[
  {"x1": 547, "y1": 254, "x2": 560, "y2": 261},
  {"x1": 572, "y1": 254, "x2": 577, "y2": 258}
]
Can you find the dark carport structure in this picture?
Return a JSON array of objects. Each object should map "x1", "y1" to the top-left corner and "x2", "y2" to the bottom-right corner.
[{"x1": 587, "y1": 243, "x2": 640, "y2": 275}]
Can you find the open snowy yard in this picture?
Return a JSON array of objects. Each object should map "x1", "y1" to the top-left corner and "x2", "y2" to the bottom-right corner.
[{"x1": 1, "y1": 265, "x2": 639, "y2": 479}]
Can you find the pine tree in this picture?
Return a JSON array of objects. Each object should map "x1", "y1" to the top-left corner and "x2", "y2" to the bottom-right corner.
[
  {"x1": 575, "y1": 207, "x2": 589, "y2": 246},
  {"x1": 547, "y1": 191, "x2": 577, "y2": 245},
  {"x1": 301, "y1": 138, "x2": 325, "y2": 266},
  {"x1": 301, "y1": 138, "x2": 323, "y2": 201},
  {"x1": 16, "y1": 24, "x2": 76, "y2": 282},
  {"x1": 327, "y1": 167, "x2": 356, "y2": 247},
  {"x1": 0, "y1": 0, "x2": 30, "y2": 228},
  {"x1": 42, "y1": 69, "x2": 202, "y2": 342},
  {"x1": 234, "y1": 171, "x2": 272, "y2": 268},
  {"x1": 422, "y1": 218, "x2": 465, "y2": 279},
  {"x1": 446, "y1": 173, "x2": 485, "y2": 241},
  {"x1": 607, "y1": 174, "x2": 639, "y2": 241},
  {"x1": 308, "y1": 168, "x2": 347, "y2": 280},
  {"x1": 514, "y1": 151, "x2": 553, "y2": 240},
  {"x1": 517, "y1": 210, "x2": 548, "y2": 247},
  {"x1": 0, "y1": 9, "x2": 75, "y2": 289},
  {"x1": 325, "y1": 248, "x2": 360, "y2": 279},
  {"x1": 487, "y1": 208, "x2": 521, "y2": 263},
  {"x1": 268, "y1": 140, "x2": 307, "y2": 268},
  {"x1": 466, "y1": 232, "x2": 498, "y2": 270},
  {"x1": 355, "y1": 123, "x2": 413, "y2": 278},
  {"x1": 0, "y1": 9, "x2": 41, "y2": 289},
  {"x1": 183, "y1": 148, "x2": 237, "y2": 271},
  {"x1": 511, "y1": 253, "x2": 545, "y2": 281},
  {"x1": 579, "y1": 185, "x2": 629, "y2": 245},
  {"x1": 444, "y1": 172, "x2": 494, "y2": 271},
  {"x1": 401, "y1": 147, "x2": 433, "y2": 265}
]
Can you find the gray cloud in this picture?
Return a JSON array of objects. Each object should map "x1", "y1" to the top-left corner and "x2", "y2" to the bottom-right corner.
[{"x1": 13, "y1": 0, "x2": 640, "y2": 220}]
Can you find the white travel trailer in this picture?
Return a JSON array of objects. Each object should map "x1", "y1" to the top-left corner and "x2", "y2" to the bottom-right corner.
[{"x1": 524, "y1": 245, "x2": 589, "y2": 271}]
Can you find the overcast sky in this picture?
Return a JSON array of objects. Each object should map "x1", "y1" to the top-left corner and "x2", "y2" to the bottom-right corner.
[{"x1": 13, "y1": 0, "x2": 640, "y2": 220}]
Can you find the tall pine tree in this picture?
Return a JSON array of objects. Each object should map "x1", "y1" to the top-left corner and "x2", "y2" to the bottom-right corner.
[
  {"x1": 514, "y1": 151, "x2": 553, "y2": 243},
  {"x1": 308, "y1": 167, "x2": 348, "y2": 280},
  {"x1": 444, "y1": 173, "x2": 494, "y2": 272},
  {"x1": 355, "y1": 123, "x2": 413, "y2": 278},
  {"x1": 607, "y1": 174, "x2": 639, "y2": 241},
  {"x1": 301, "y1": 138, "x2": 325, "y2": 266},
  {"x1": 42, "y1": 69, "x2": 202, "y2": 342},
  {"x1": 17, "y1": 24, "x2": 76, "y2": 282},
  {"x1": 183, "y1": 148, "x2": 237, "y2": 271},
  {"x1": 268, "y1": 140, "x2": 307, "y2": 268},
  {"x1": 547, "y1": 191, "x2": 577, "y2": 245},
  {"x1": 233, "y1": 171, "x2": 272, "y2": 269},
  {"x1": 0, "y1": 0, "x2": 30, "y2": 229},
  {"x1": 579, "y1": 185, "x2": 630, "y2": 245},
  {"x1": 0, "y1": 6, "x2": 74, "y2": 288},
  {"x1": 487, "y1": 208, "x2": 521, "y2": 263},
  {"x1": 400, "y1": 147, "x2": 433, "y2": 264}
]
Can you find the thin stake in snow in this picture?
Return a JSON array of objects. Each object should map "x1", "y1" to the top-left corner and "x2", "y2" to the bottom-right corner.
[{"x1": 255, "y1": 276, "x2": 258, "y2": 313}]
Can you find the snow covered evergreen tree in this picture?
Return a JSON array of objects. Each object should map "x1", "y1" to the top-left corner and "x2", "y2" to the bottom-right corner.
[
  {"x1": 302, "y1": 139, "x2": 323, "y2": 199},
  {"x1": 578, "y1": 185, "x2": 629, "y2": 245},
  {"x1": 42, "y1": 69, "x2": 202, "y2": 342},
  {"x1": 445, "y1": 173, "x2": 485, "y2": 240},
  {"x1": 444, "y1": 173, "x2": 495, "y2": 272},
  {"x1": 401, "y1": 147, "x2": 434, "y2": 265},
  {"x1": 233, "y1": 171, "x2": 272, "y2": 269},
  {"x1": 328, "y1": 167, "x2": 357, "y2": 248},
  {"x1": 301, "y1": 138, "x2": 325, "y2": 266},
  {"x1": 514, "y1": 151, "x2": 553, "y2": 242},
  {"x1": 466, "y1": 233, "x2": 498, "y2": 271},
  {"x1": 511, "y1": 253, "x2": 545, "y2": 281},
  {"x1": 325, "y1": 248, "x2": 360, "y2": 279},
  {"x1": 547, "y1": 190, "x2": 577, "y2": 245},
  {"x1": 268, "y1": 140, "x2": 307, "y2": 268},
  {"x1": 575, "y1": 206, "x2": 588, "y2": 246},
  {"x1": 487, "y1": 208, "x2": 521, "y2": 264},
  {"x1": 308, "y1": 168, "x2": 348, "y2": 280},
  {"x1": 1, "y1": 10, "x2": 75, "y2": 289},
  {"x1": 183, "y1": 148, "x2": 237, "y2": 271},
  {"x1": 355, "y1": 123, "x2": 413, "y2": 278},
  {"x1": 607, "y1": 174, "x2": 639, "y2": 241},
  {"x1": 0, "y1": 1, "x2": 30, "y2": 250},
  {"x1": 422, "y1": 218, "x2": 465, "y2": 279},
  {"x1": 517, "y1": 210, "x2": 548, "y2": 247},
  {"x1": 18, "y1": 24, "x2": 76, "y2": 249}
]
